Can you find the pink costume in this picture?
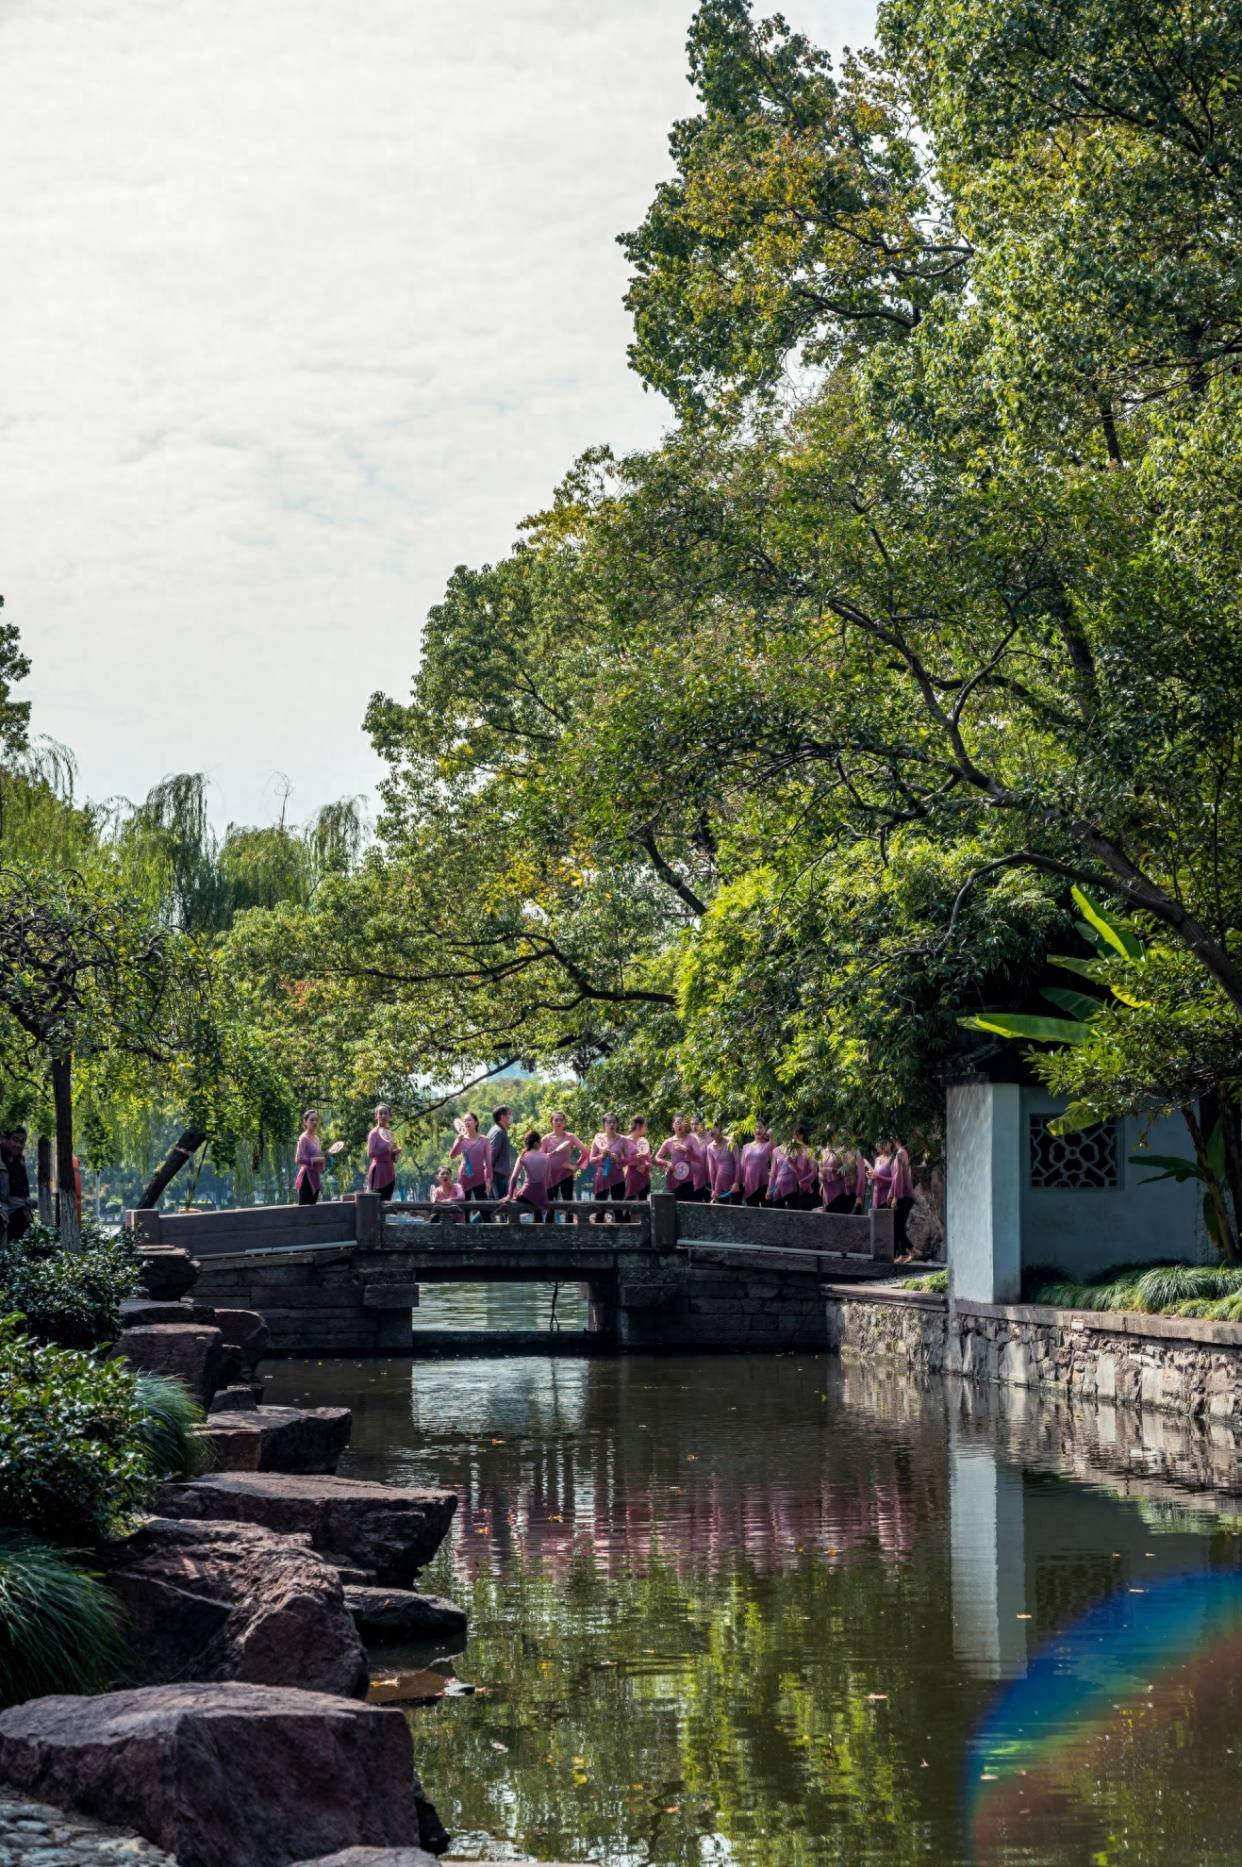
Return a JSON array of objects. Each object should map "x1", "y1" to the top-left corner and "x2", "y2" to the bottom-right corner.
[
  {"x1": 706, "y1": 1141, "x2": 737, "y2": 1198},
  {"x1": 432, "y1": 1179, "x2": 463, "y2": 1204},
  {"x1": 294, "y1": 1133, "x2": 324, "y2": 1196},
  {"x1": 820, "y1": 1150, "x2": 867, "y2": 1207},
  {"x1": 450, "y1": 1133, "x2": 492, "y2": 1192},
  {"x1": 509, "y1": 1148, "x2": 552, "y2": 1209},
  {"x1": 767, "y1": 1146, "x2": 799, "y2": 1203},
  {"x1": 366, "y1": 1126, "x2": 398, "y2": 1191},
  {"x1": 891, "y1": 1147, "x2": 915, "y2": 1202},
  {"x1": 793, "y1": 1149, "x2": 817, "y2": 1198},
  {"x1": 870, "y1": 1154, "x2": 895, "y2": 1210},
  {"x1": 738, "y1": 1139, "x2": 773, "y2": 1199},
  {"x1": 624, "y1": 1137, "x2": 652, "y2": 1198},
  {"x1": 541, "y1": 1129, "x2": 587, "y2": 1188},
  {"x1": 655, "y1": 1134, "x2": 694, "y2": 1189},
  {"x1": 588, "y1": 1132, "x2": 630, "y2": 1195},
  {"x1": 688, "y1": 1135, "x2": 710, "y2": 1193}
]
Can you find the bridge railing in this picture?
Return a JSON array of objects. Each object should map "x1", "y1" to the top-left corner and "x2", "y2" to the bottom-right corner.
[
  {"x1": 384, "y1": 1199, "x2": 654, "y2": 1247},
  {"x1": 125, "y1": 1190, "x2": 890, "y2": 1265}
]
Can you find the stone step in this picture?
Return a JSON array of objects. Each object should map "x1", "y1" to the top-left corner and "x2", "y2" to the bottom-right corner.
[
  {"x1": 158, "y1": 1472, "x2": 458, "y2": 1585},
  {"x1": 114, "y1": 1323, "x2": 225, "y2": 1406},
  {"x1": 199, "y1": 1405, "x2": 352, "y2": 1475},
  {"x1": 343, "y1": 1586, "x2": 467, "y2": 1643},
  {"x1": 0, "y1": 1683, "x2": 426, "y2": 1867}
]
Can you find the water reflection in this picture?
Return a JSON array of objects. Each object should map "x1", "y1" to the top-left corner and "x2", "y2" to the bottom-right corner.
[{"x1": 263, "y1": 1352, "x2": 1242, "y2": 1865}]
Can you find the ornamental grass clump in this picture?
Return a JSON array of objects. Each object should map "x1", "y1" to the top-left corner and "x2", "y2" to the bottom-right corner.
[
  {"x1": 1026, "y1": 1263, "x2": 1242, "y2": 1318},
  {"x1": 131, "y1": 1371, "x2": 212, "y2": 1480},
  {"x1": 0, "y1": 1533, "x2": 123, "y2": 1706}
]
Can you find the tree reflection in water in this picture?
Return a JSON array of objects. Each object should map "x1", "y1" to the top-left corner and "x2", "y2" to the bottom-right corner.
[{"x1": 264, "y1": 1351, "x2": 1242, "y2": 1866}]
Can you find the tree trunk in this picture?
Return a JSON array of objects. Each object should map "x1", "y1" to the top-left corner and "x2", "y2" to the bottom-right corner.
[
  {"x1": 136, "y1": 1127, "x2": 207, "y2": 1210},
  {"x1": 36, "y1": 1137, "x2": 52, "y2": 1225},
  {"x1": 50, "y1": 1053, "x2": 78, "y2": 1247}
]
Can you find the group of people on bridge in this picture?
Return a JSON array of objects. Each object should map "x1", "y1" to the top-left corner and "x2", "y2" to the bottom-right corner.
[{"x1": 293, "y1": 1104, "x2": 919, "y2": 1258}]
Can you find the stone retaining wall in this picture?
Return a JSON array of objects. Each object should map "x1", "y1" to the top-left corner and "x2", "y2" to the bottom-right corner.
[
  {"x1": 195, "y1": 1244, "x2": 419, "y2": 1357},
  {"x1": 824, "y1": 1285, "x2": 1242, "y2": 1426}
]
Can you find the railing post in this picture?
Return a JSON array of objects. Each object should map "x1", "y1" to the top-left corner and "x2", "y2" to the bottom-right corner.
[
  {"x1": 870, "y1": 1206, "x2": 895, "y2": 1262},
  {"x1": 650, "y1": 1192, "x2": 677, "y2": 1250},
  {"x1": 125, "y1": 1208, "x2": 162, "y2": 1245},
  {"x1": 354, "y1": 1193, "x2": 382, "y2": 1249}
]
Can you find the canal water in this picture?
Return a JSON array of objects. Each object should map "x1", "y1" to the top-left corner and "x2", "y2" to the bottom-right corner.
[{"x1": 264, "y1": 1327, "x2": 1242, "y2": 1866}]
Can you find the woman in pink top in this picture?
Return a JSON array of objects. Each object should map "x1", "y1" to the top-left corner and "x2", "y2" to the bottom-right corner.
[
  {"x1": 820, "y1": 1134, "x2": 866, "y2": 1214},
  {"x1": 294, "y1": 1110, "x2": 326, "y2": 1206},
  {"x1": 588, "y1": 1113, "x2": 630, "y2": 1214},
  {"x1": 768, "y1": 1127, "x2": 812, "y2": 1209},
  {"x1": 366, "y1": 1104, "x2": 400, "y2": 1200},
  {"x1": 888, "y1": 1138, "x2": 916, "y2": 1258},
  {"x1": 792, "y1": 1129, "x2": 818, "y2": 1209},
  {"x1": 508, "y1": 1129, "x2": 553, "y2": 1220},
  {"x1": 655, "y1": 1114, "x2": 698, "y2": 1201},
  {"x1": 868, "y1": 1144, "x2": 895, "y2": 1217},
  {"x1": 688, "y1": 1117, "x2": 711, "y2": 1202},
  {"x1": 705, "y1": 1124, "x2": 737, "y2": 1202},
  {"x1": 624, "y1": 1118, "x2": 652, "y2": 1199},
  {"x1": 738, "y1": 1122, "x2": 773, "y2": 1207},
  {"x1": 541, "y1": 1112, "x2": 588, "y2": 1212},
  {"x1": 450, "y1": 1112, "x2": 493, "y2": 1203}
]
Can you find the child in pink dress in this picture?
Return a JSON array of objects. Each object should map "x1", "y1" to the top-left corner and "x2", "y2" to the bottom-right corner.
[
  {"x1": 430, "y1": 1165, "x2": 464, "y2": 1223},
  {"x1": 588, "y1": 1114, "x2": 631, "y2": 1220}
]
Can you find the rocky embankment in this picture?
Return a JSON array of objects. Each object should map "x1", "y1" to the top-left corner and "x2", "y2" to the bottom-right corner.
[{"x1": 0, "y1": 1243, "x2": 467, "y2": 1867}]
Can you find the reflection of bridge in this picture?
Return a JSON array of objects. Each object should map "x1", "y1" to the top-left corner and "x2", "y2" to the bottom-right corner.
[{"x1": 127, "y1": 1192, "x2": 895, "y2": 1357}]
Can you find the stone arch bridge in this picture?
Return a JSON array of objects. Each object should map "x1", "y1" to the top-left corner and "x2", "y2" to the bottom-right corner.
[{"x1": 127, "y1": 1194, "x2": 894, "y2": 1357}]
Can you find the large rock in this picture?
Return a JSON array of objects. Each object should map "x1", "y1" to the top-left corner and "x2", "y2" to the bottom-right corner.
[
  {"x1": 158, "y1": 1474, "x2": 457, "y2": 1585},
  {"x1": 289, "y1": 1852, "x2": 435, "y2": 1867},
  {"x1": 201, "y1": 1406, "x2": 353, "y2": 1475},
  {"x1": 136, "y1": 1248, "x2": 199, "y2": 1301},
  {"x1": 103, "y1": 1518, "x2": 368, "y2": 1699},
  {"x1": 292, "y1": 1852, "x2": 438, "y2": 1867},
  {"x1": 343, "y1": 1588, "x2": 467, "y2": 1645},
  {"x1": 0, "y1": 1683, "x2": 420, "y2": 1867},
  {"x1": 120, "y1": 1297, "x2": 216, "y2": 1328},
  {"x1": 213, "y1": 1308, "x2": 272, "y2": 1375},
  {"x1": 116, "y1": 1324, "x2": 225, "y2": 1405},
  {"x1": 209, "y1": 1384, "x2": 263, "y2": 1413}
]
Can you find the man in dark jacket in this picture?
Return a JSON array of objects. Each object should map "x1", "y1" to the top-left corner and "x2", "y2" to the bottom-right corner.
[
  {"x1": 486, "y1": 1107, "x2": 513, "y2": 1208},
  {"x1": 1, "y1": 1128, "x2": 32, "y2": 1242}
]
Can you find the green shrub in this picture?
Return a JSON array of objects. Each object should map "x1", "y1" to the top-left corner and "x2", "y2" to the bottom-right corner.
[
  {"x1": 131, "y1": 1373, "x2": 212, "y2": 1480},
  {"x1": 1025, "y1": 1262, "x2": 1242, "y2": 1318},
  {"x1": 904, "y1": 1268, "x2": 948, "y2": 1293},
  {"x1": 0, "y1": 1533, "x2": 123, "y2": 1706},
  {"x1": 0, "y1": 1319, "x2": 157, "y2": 1543},
  {"x1": 0, "y1": 1220, "x2": 140, "y2": 1349}
]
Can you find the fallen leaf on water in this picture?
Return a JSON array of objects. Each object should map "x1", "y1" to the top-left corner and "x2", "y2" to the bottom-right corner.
[
  {"x1": 490, "y1": 1741, "x2": 508, "y2": 1752},
  {"x1": 866, "y1": 1694, "x2": 888, "y2": 1702}
]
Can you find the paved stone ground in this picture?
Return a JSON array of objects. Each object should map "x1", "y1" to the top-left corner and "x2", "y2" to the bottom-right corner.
[{"x1": 0, "y1": 1797, "x2": 176, "y2": 1865}]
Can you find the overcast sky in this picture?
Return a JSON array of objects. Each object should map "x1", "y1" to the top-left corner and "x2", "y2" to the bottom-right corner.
[{"x1": 3, "y1": 0, "x2": 875, "y2": 831}]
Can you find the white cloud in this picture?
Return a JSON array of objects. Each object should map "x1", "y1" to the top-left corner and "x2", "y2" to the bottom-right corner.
[{"x1": 1, "y1": 0, "x2": 875, "y2": 828}]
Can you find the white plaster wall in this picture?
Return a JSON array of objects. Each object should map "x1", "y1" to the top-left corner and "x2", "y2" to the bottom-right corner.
[
  {"x1": 947, "y1": 1082, "x2": 1022, "y2": 1304},
  {"x1": 1020, "y1": 1090, "x2": 1208, "y2": 1278}
]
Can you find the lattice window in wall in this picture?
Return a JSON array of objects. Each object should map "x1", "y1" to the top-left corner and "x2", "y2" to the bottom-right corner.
[{"x1": 1028, "y1": 1115, "x2": 1121, "y2": 1190}]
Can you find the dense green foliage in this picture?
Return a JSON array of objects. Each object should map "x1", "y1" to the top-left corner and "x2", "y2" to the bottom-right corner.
[
  {"x1": 0, "y1": 1322, "x2": 159, "y2": 1543},
  {"x1": 0, "y1": 1532, "x2": 123, "y2": 1707},
  {"x1": 0, "y1": 1324, "x2": 203, "y2": 1545},
  {"x1": 221, "y1": 0, "x2": 1242, "y2": 1166},
  {"x1": 0, "y1": 1220, "x2": 140, "y2": 1349}
]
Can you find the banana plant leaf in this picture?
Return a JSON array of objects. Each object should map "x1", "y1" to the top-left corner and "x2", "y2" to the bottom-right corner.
[
  {"x1": 1072, "y1": 886, "x2": 1144, "y2": 960},
  {"x1": 1129, "y1": 1152, "x2": 1207, "y2": 1184},
  {"x1": 960, "y1": 1012, "x2": 1095, "y2": 1044},
  {"x1": 1042, "y1": 986, "x2": 1103, "y2": 1022},
  {"x1": 1050, "y1": 954, "x2": 1106, "y2": 981}
]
